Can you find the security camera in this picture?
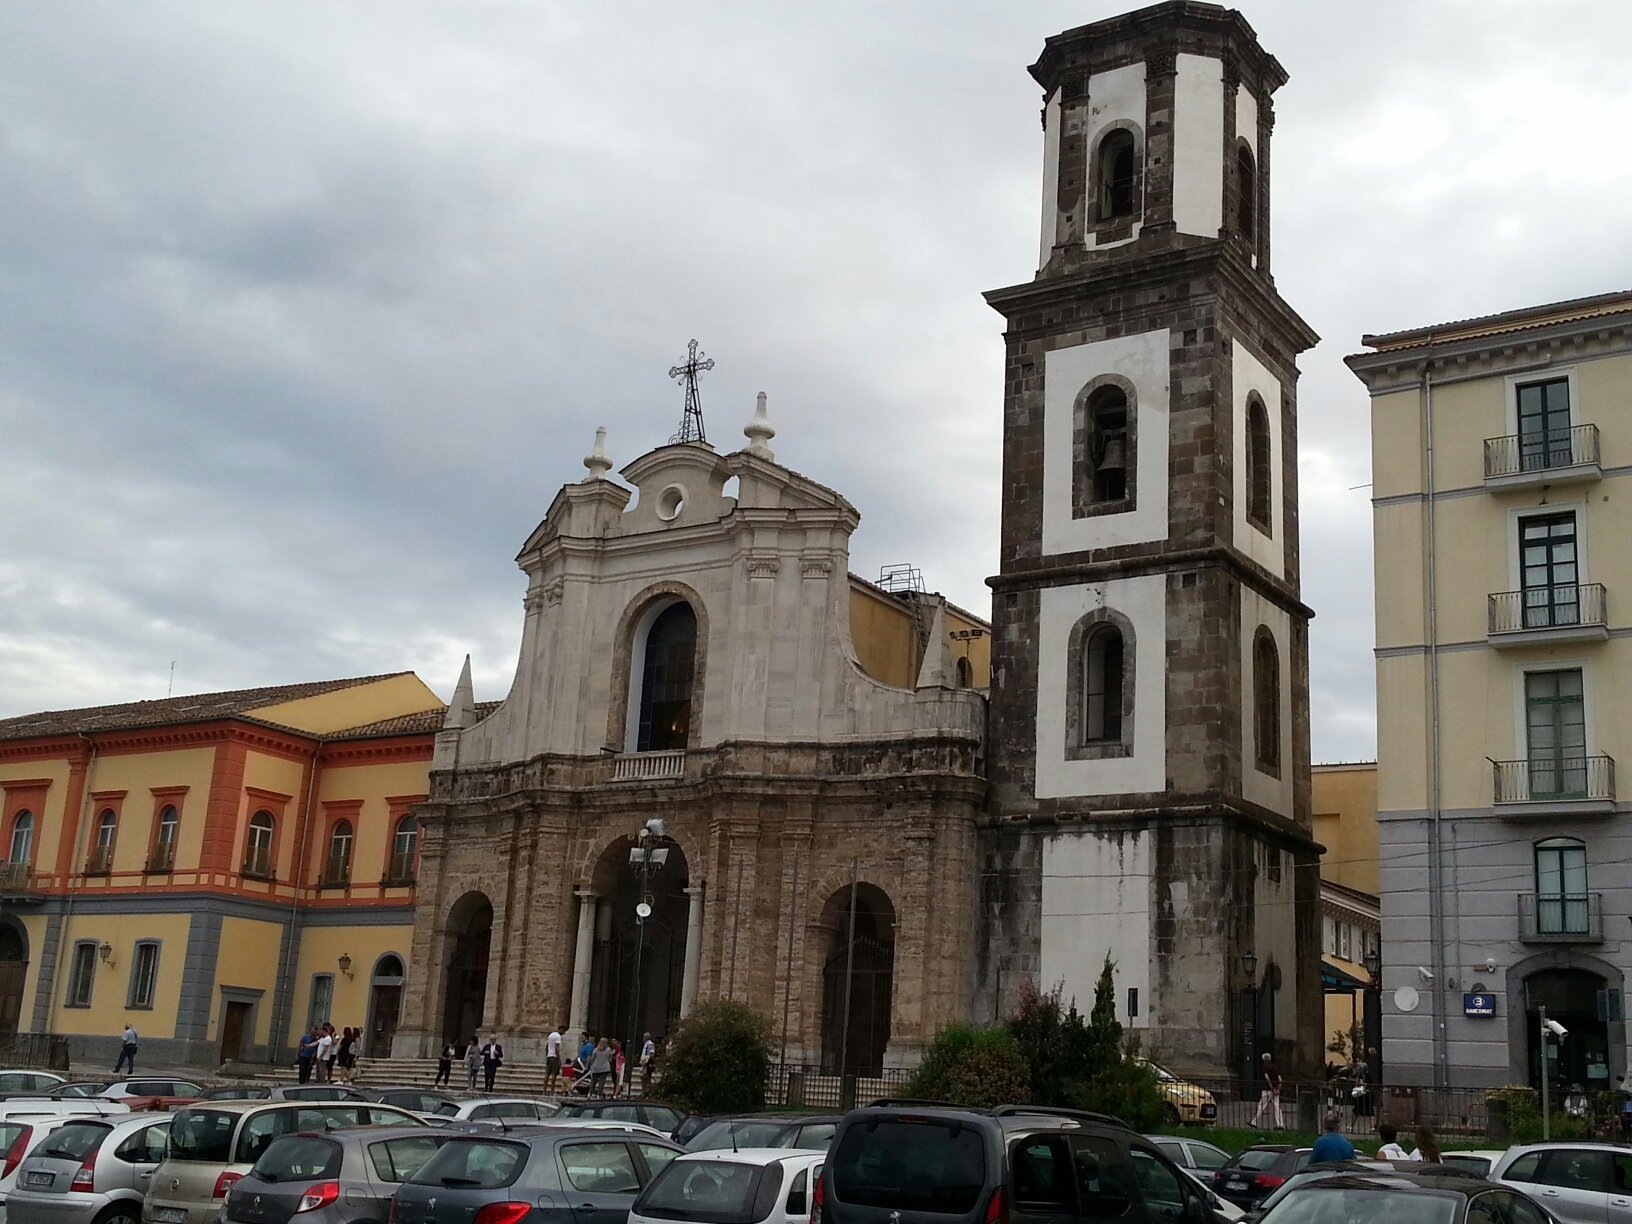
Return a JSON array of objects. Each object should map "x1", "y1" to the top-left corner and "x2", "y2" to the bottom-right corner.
[
  {"x1": 1545, "y1": 1019, "x2": 1568, "y2": 1038},
  {"x1": 1485, "y1": 957, "x2": 1497, "y2": 973},
  {"x1": 1417, "y1": 967, "x2": 1434, "y2": 983}
]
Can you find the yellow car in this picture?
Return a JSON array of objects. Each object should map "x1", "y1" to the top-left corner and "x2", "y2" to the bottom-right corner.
[{"x1": 1139, "y1": 1058, "x2": 1219, "y2": 1125}]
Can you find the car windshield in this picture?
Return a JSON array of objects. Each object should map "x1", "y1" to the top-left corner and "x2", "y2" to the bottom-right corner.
[
  {"x1": 637, "y1": 1159, "x2": 766, "y2": 1222},
  {"x1": 689, "y1": 1122, "x2": 791, "y2": 1152},
  {"x1": 1439, "y1": 1156, "x2": 1491, "y2": 1175},
  {"x1": 252, "y1": 1136, "x2": 343, "y2": 1182},
  {"x1": 830, "y1": 1119, "x2": 986, "y2": 1214},
  {"x1": 1258, "y1": 1170, "x2": 1358, "y2": 1213},
  {"x1": 168, "y1": 1110, "x2": 238, "y2": 1162},
  {"x1": 202, "y1": 1088, "x2": 269, "y2": 1101},
  {"x1": 1235, "y1": 1150, "x2": 1290, "y2": 1172},
  {"x1": 1261, "y1": 1186, "x2": 1459, "y2": 1224},
  {"x1": 1146, "y1": 1063, "x2": 1178, "y2": 1081},
  {"x1": 409, "y1": 1139, "x2": 527, "y2": 1189},
  {"x1": 35, "y1": 1123, "x2": 110, "y2": 1160}
]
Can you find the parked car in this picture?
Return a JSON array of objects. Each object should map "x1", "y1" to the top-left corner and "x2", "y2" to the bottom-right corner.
[
  {"x1": 1245, "y1": 1162, "x2": 1416, "y2": 1222},
  {"x1": 221, "y1": 1126, "x2": 449, "y2": 1224},
  {"x1": 551, "y1": 1099, "x2": 687, "y2": 1136},
  {"x1": 1137, "y1": 1062, "x2": 1219, "y2": 1126},
  {"x1": 1148, "y1": 1135, "x2": 1231, "y2": 1173},
  {"x1": 430, "y1": 1098, "x2": 559, "y2": 1125},
  {"x1": 631, "y1": 1149, "x2": 824, "y2": 1224},
  {"x1": 0, "y1": 1113, "x2": 137, "y2": 1221},
  {"x1": 1491, "y1": 1142, "x2": 1632, "y2": 1224},
  {"x1": 819, "y1": 1101, "x2": 1215, "y2": 1224},
  {"x1": 195, "y1": 1087, "x2": 366, "y2": 1104},
  {"x1": 1255, "y1": 1173, "x2": 1556, "y2": 1224},
  {"x1": 1213, "y1": 1146, "x2": 1314, "y2": 1209},
  {"x1": 391, "y1": 1127, "x2": 682, "y2": 1224},
  {"x1": 1178, "y1": 1169, "x2": 1245, "y2": 1223},
  {"x1": 5, "y1": 1112, "x2": 173, "y2": 1224},
  {"x1": 0, "y1": 1100, "x2": 131, "y2": 1122},
  {"x1": 355, "y1": 1089, "x2": 460, "y2": 1118},
  {"x1": 1440, "y1": 1151, "x2": 1505, "y2": 1177},
  {"x1": 142, "y1": 1100, "x2": 425, "y2": 1224},
  {"x1": 437, "y1": 1118, "x2": 673, "y2": 1142},
  {"x1": 672, "y1": 1115, "x2": 713, "y2": 1146},
  {"x1": 43, "y1": 1085, "x2": 112, "y2": 1100},
  {"x1": 687, "y1": 1115, "x2": 841, "y2": 1153},
  {"x1": 0, "y1": 1073, "x2": 66, "y2": 1095},
  {"x1": 95, "y1": 1081, "x2": 204, "y2": 1102}
]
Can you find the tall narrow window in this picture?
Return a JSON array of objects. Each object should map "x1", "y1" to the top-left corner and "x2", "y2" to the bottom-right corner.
[
  {"x1": 1520, "y1": 513, "x2": 1579, "y2": 629},
  {"x1": 389, "y1": 816, "x2": 418, "y2": 883},
  {"x1": 150, "y1": 805, "x2": 179, "y2": 871},
  {"x1": 1253, "y1": 629, "x2": 1281, "y2": 773},
  {"x1": 1246, "y1": 395, "x2": 1272, "y2": 533},
  {"x1": 1517, "y1": 378, "x2": 1572, "y2": 471},
  {"x1": 1081, "y1": 625, "x2": 1126, "y2": 743},
  {"x1": 636, "y1": 603, "x2": 697, "y2": 752},
  {"x1": 1087, "y1": 386, "x2": 1130, "y2": 504},
  {"x1": 66, "y1": 941, "x2": 97, "y2": 1008},
  {"x1": 7, "y1": 812, "x2": 32, "y2": 866},
  {"x1": 88, "y1": 810, "x2": 117, "y2": 874},
  {"x1": 325, "y1": 820, "x2": 354, "y2": 884},
  {"x1": 954, "y1": 657, "x2": 974, "y2": 689},
  {"x1": 128, "y1": 941, "x2": 160, "y2": 1009},
  {"x1": 1236, "y1": 145, "x2": 1257, "y2": 242},
  {"x1": 1535, "y1": 838, "x2": 1589, "y2": 936},
  {"x1": 1097, "y1": 129, "x2": 1137, "y2": 220},
  {"x1": 243, "y1": 810, "x2": 274, "y2": 878},
  {"x1": 1525, "y1": 670, "x2": 1586, "y2": 799},
  {"x1": 307, "y1": 974, "x2": 334, "y2": 1029}
]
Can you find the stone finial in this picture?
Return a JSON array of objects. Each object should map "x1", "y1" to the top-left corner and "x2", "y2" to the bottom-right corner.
[
  {"x1": 583, "y1": 426, "x2": 613, "y2": 481},
  {"x1": 743, "y1": 392, "x2": 776, "y2": 461},
  {"x1": 443, "y1": 654, "x2": 476, "y2": 731}
]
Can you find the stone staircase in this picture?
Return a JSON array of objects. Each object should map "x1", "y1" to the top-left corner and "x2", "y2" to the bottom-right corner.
[{"x1": 352, "y1": 1057, "x2": 570, "y2": 1097}]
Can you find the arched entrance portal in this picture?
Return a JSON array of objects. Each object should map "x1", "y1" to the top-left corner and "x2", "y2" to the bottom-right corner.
[
  {"x1": 0, "y1": 920, "x2": 26, "y2": 1038},
  {"x1": 1526, "y1": 967, "x2": 1612, "y2": 1089},
  {"x1": 441, "y1": 894, "x2": 492, "y2": 1048},
  {"x1": 366, "y1": 954, "x2": 405, "y2": 1058},
  {"x1": 587, "y1": 839, "x2": 689, "y2": 1047},
  {"x1": 819, "y1": 883, "x2": 895, "y2": 1076}
]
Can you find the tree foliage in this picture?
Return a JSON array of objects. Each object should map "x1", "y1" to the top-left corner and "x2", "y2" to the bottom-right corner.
[
  {"x1": 905, "y1": 1024, "x2": 1032, "y2": 1109},
  {"x1": 651, "y1": 1000, "x2": 770, "y2": 1115}
]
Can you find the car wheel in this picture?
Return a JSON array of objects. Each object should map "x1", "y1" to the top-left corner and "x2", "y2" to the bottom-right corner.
[
  {"x1": 1165, "y1": 1103, "x2": 1182, "y2": 1126},
  {"x1": 95, "y1": 1205, "x2": 141, "y2": 1224}
]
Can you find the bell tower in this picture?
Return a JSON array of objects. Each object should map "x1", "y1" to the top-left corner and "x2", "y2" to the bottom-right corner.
[{"x1": 980, "y1": 2, "x2": 1323, "y2": 1076}]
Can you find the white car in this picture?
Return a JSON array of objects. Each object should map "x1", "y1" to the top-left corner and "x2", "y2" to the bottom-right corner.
[
  {"x1": 0, "y1": 1074, "x2": 64, "y2": 1096},
  {"x1": 93, "y1": 1079, "x2": 204, "y2": 1100},
  {"x1": 428, "y1": 1096, "x2": 559, "y2": 1124},
  {"x1": 1492, "y1": 1142, "x2": 1632, "y2": 1224},
  {"x1": 0, "y1": 1113, "x2": 121, "y2": 1223},
  {"x1": 1441, "y1": 1149, "x2": 1507, "y2": 1176},
  {"x1": 631, "y1": 1148, "x2": 824, "y2": 1224}
]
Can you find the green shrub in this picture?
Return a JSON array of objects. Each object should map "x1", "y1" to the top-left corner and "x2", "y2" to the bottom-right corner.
[
  {"x1": 907, "y1": 1025, "x2": 1032, "y2": 1109},
  {"x1": 652, "y1": 1000, "x2": 770, "y2": 1115}
]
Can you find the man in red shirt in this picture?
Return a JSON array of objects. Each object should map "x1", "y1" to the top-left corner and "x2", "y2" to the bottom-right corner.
[{"x1": 1250, "y1": 1052, "x2": 1284, "y2": 1129}]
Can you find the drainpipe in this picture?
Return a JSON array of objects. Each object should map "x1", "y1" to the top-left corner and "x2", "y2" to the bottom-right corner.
[
  {"x1": 1421, "y1": 361, "x2": 1449, "y2": 1090},
  {"x1": 269, "y1": 746, "x2": 322, "y2": 1062},
  {"x1": 47, "y1": 734, "x2": 98, "y2": 1037}
]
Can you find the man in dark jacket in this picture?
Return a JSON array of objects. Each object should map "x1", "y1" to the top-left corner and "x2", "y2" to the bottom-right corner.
[{"x1": 481, "y1": 1036, "x2": 504, "y2": 1092}]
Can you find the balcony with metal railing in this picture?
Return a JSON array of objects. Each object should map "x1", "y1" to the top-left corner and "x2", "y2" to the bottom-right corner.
[
  {"x1": 1488, "y1": 584, "x2": 1609, "y2": 646},
  {"x1": 1519, "y1": 891, "x2": 1603, "y2": 942},
  {"x1": 0, "y1": 862, "x2": 41, "y2": 900},
  {"x1": 1484, "y1": 424, "x2": 1601, "y2": 489},
  {"x1": 83, "y1": 847, "x2": 114, "y2": 876},
  {"x1": 1492, "y1": 755, "x2": 1616, "y2": 816}
]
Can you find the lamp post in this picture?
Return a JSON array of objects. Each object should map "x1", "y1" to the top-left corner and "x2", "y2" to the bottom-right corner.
[
  {"x1": 1241, "y1": 950, "x2": 1259, "y2": 1080},
  {"x1": 626, "y1": 819, "x2": 670, "y2": 1094},
  {"x1": 1362, "y1": 946, "x2": 1382, "y2": 1087}
]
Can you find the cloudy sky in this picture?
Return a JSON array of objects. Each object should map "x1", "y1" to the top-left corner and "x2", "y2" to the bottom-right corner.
[{"x1": 3, "y1": 1, "x2": 1629, "y2": 763}]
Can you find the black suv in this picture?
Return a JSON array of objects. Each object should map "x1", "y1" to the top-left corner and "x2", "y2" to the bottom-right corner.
[{"x1": 818, "y1": 1101, "x2": 1220, "y2": 1224}]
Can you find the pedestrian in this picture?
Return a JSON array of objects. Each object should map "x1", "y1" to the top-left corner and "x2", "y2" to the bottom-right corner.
[
  {"x1": 322, "y1": 1024, "x2": 340, "y2": 1083},
  {"x1": 589, "y1": 1038, "x2": 614, "y2": 1098},
  {"x1": 545, "y1": 1025, "x2": 563, "y2": 1093},
  {"x1": 579, "y1": 1033, "x2": 595, "y2": 1069},
  {"x1": 1619, "y1": 1077, "x2": 1632, "y2": 1137},
  {"x1": 337, "y1": 1027, "x2": 357, "y2": 1084},
  {"x1": 114, "y1": 1021, "x2": 139, "y2": 1075},
  {"x1": 611, "y1": 1039, "x2": 625, "y2": 1097},
  {"x1": 1408, "y1": 1124, "x2": 1442, "y2": 1164},
  {"x1": 436, "y1": 1039, "x2": 455, "y2": 1088},
  {"x1": 482, "y1": 1034, "x2": 504, "y2": 1092},
  {"x1": 464, "y1": 1036, "x2": 481, "y2": 1091},
  {"x1": 1250, "y1": 1052, "x2": 1284, "y2": 1130},
  {"x1": 1375, "y1": 1122, "x2": 1408, "y2": 1160},
  {"x1": 297, "y1": 1028, "x2": 319, "y2": 1083},
  {"x1": 639, "y1": 1032, "x2": 656, "y2": 1094},
  {"x1": 1311, "y1": 1112, "x2": 1355, "y2": 1163},
  {"x1": 314, "y1": 1026, "x2": 335, "y2": 1082},
  {"x1": 1564, "y1": 1084, "x2": 1589, "y2": 1119}
]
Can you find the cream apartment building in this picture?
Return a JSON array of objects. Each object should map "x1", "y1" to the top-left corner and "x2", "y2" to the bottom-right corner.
[{"x1": 1349, "y1": 290, "x2": 1632, "y2": 1090}]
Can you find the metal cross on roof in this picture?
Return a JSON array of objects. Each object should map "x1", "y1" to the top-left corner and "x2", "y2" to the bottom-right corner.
[{"x1": 667, "y1": 338, "x2": 715, "y2": 445}]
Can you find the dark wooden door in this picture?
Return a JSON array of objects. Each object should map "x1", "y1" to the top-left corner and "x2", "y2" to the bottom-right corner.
[
  {"x1": 220, "y1": 1001, "x2": 250, "y2": 1062},
  {"x1": 368, "y1": 985, "x2": 401, "y2": 1057},
  {"x1": 0, "y1": 961, "x2": 25, "y2": 1038}
]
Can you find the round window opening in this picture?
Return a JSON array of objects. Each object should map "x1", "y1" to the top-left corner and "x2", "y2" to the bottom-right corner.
[{"x1": 656, "y1": 485, "x2": 687, "y2": 521}]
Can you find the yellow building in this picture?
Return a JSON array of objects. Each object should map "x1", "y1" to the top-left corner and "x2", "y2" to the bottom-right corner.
[
  {"x1": 1349, "y1": 288, "x2": 1632, "y2": 1089},
  {"x1": 0, "y1": 576, "x2": 986, "y2": 1068},
  {"x1": 1313, "y1": 762, "x2": 1379, "y2": 1066}
]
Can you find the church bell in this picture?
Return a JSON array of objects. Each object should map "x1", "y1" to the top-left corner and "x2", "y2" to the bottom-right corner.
[{"x1": 1096, "y1": 431, "x2": 1127, "y2": 475}]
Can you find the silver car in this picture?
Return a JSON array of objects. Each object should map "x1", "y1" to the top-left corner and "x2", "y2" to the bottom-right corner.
[
  {"x1": 6, "y1": 1113, "x2": 171, "y2": 1224},
  {"x1": 1492, "y1": 1142, "x2": 1632, "y2": 1224}
]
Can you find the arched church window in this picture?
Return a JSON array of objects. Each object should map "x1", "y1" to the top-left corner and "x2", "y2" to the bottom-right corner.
[
  {"x1": 1097, "y1": 129, "x2": 1138, "y2": 220},
  {"x1": 1237, "y1": 144, "x2": 1257, "y2": 242},
  {"x1": 1253, "y1": 628, "x2": 1280, "y2": 774},
  {"x1": 1081, "y1": 625, "x2": 1126, "y2": 743},
  {"x1": 637, "y1": 602, "x2": 697, "y2": 752},
  {"x1": 955, "y1": 656, "x2": 974, "y2": 689},
  {"x1": 1086, "y1": 385, "x2": 1130, "y2": 504},
  {"x1": 1246, "y1": 394, "x2": 1272, "y2": 534}
]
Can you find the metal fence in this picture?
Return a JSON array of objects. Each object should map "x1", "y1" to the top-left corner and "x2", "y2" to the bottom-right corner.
[
  {"x1": 0, "y1": 1032, "x2": 66, "y2": 1070},
  {"x1": 764, "y1": 1063, "x2": 914, "y2": 1111}
]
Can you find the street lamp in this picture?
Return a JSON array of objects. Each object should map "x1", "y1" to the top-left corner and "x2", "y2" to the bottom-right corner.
[
  {"x1": 1361, "y1": 946, "x2": 1382, "y2": 1087},
  {"x1": 626, "y1": 818, "x2": 669, "y2": 1093},
  {"x1": 1240, "y1": 951, "x2": 1259, "y2": 1078}
]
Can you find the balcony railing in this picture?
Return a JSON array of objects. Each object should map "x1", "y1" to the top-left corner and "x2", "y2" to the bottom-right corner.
[
  {"x1": 0, "y1": 862, "x2": 39, "y2": 896},
  {"x1": 1493, "y1": 755, "x2": 1616, "y2": 807},
  {"x1": 611, "y1": 750, "x2": 686, "y2": 782},
  {"x1": 145, "y1": 846, "x2": 175, "y2": 873},
  {"x1": 84, "y1": 847, "x2": 114, "y2": 876},
  {"x1": 1519, "y1": 891, "x2": 1603, "y2": 942},
  {"x1": 1489, "y1": 584, "x2": 1608, "y2": 640},
  {"x1": 1485, "y1": 423, "x2": 1600, "y2": 481}
]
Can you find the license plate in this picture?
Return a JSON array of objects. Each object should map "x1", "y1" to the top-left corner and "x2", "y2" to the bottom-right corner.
[
  {"x1": 1201, "y1": 1105, "x2": 1217, "y2": 1118},
  {"x1": 1226, "y1": 1182, "x2": 1247, "y2": 1191},
  {"x1": 24, "y1": 1172, "x2": 52, "y2": 1187},
  {"x1": 157, "y1": 1209, "x2": 190, "y2": 1223}
]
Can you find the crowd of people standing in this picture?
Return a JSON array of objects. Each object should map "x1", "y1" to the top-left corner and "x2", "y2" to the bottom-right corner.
[{"x1": 296, "y1": 1023, "x2": 361, "y2": 1083}]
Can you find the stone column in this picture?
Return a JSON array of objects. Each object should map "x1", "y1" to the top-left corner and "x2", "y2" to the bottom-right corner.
[
  {"x1": 568, "y1": 890, "x2": 598, "y2": 1040},
  {"x1": 680, "y1": 885, "x2": 706, "y2": 1016}
]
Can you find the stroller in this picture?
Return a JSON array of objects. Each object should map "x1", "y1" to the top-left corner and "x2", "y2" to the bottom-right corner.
[{"x1": 562, "y1": 1060, "x2": 602, "y2": 1097}]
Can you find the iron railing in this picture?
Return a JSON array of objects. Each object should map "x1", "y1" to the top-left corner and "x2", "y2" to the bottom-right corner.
[
  {"x1": 763, "y1": 1063, "x2": 915, "y2": 1111},
  {"x1": 0, "y1": 862, "x2": 38, "y2": 894},
  {"x1": 83, "y1": 847, "x2": 113, "y2": 876},
  {"x1": 1519, "y1": 891, "x2": 1603, "y2": 941},
  {"x1": 145, "y1": 845, "x2": 175, "y2": 873},
  {"x1": 1485, "y1": 424, "x2": 1600, "y2": 479},
  {"x1": 1489, "y1": 584, "x2": 1607, "y2": 635},
  {"x1": 1493, "y1": 755, "x2": 1615, "y2": 804}
]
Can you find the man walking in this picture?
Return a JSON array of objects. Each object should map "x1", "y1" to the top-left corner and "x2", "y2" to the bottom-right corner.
[
  {"x1": 639, "y1": 1032, "x2": 656, "y2": 1094},
  {"x1": 1250, "y1": 1051, "x2": 1285, "y2": 1129},
  {"x1": 481, "y1": 1034, "x2": 504, "y2": 1093},
  {"x1": 114, "y1": 1022, "x2": 138, "y2": 1075},
  {"x1": 544, "y1": 1025, "x2": 563, "y2": 1093}
]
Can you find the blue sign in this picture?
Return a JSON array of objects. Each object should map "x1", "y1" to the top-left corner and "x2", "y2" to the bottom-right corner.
[{"x1": 1464, "y1": 993, "x2": 1497, "y2": 1018}]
